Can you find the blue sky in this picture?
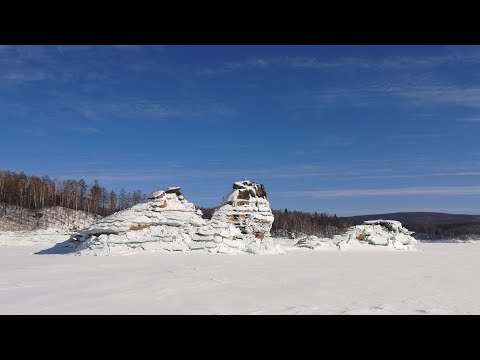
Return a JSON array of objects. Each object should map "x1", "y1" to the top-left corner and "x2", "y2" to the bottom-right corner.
[{"x1": 1, "y1": 45, "x2": 480, "y2": 215}]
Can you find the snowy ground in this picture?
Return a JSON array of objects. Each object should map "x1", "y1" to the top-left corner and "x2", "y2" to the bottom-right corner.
[
  {"x1": 1, "y1": 234, "x2": 480, "y2": 314},
  {"x1": 0, "y1": 206, "x2": 98, "y2": 232}
]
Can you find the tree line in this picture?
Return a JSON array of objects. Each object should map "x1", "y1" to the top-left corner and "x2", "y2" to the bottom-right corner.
[
  {"x1": 0, "y1": 170, "x2": 147, "y2": 221},
  {"x1": 400, "y1": 222, "x2": 480, "y2": 240},
  {"x1": 272, "y1": 209, "x2": 353, "y2": 238}
]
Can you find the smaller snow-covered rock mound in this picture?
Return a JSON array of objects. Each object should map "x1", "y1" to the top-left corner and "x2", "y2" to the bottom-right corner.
[
  {"x1": 294, "y1": 220, "x2": 417, "y2": 251},
  {"x1": 61, "y1": 187, "x2": 207, "y2": 255},
  {"x1": 189, "y1": 180, "x2": 283, "y2": 255},
  {"x1": 336, "y1": 219, "x2": 417, "y2": 251}
]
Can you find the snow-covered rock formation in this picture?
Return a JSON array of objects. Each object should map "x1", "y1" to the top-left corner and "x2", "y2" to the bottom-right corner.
[
  {"x1": 68, "y1": 187, "x2": 207, "y2": 255},
  {"x1": 191, "y1": 180, "x2": 283, "y2": 254},
  {"x1": 295, "y1": 219, "x2": 417, "y2": 251},
  {"x1": 60, "y1": 181, "x2": 283, "y2": 255},
  {"x1": 41, "y1": 182, "x2": 416, "y2": 256}
]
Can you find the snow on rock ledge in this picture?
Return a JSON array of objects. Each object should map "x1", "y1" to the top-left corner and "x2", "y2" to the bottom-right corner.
[
  {"x1": 295, "y1": 219, "x2": 417, "y2": 251},
  {"x1": 191, "y1": 180, "x2": 283, "y2": 254}
]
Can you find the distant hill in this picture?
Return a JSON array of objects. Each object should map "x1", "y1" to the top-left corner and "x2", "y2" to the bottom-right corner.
[
  {"x1": 344, "y1": 212, "x2": 480, "y2": 225},
  {"x1": 343, "y1": 212, "x2": 480, "y2": 240}
]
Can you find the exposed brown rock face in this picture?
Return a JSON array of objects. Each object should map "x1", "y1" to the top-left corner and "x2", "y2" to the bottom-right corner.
[
  {"x1": 356, "y1": 232, "x2": 367, "y2": 241},
  {"x1": 237, "y1": 190, "x2": 251, "y2": 201},
  {"x1": 255, "y1": 232, "x2": 265, "y2": 240},
  {"x1": 165, "y1": 187, "x2": 183, "y2": 197},
  {"x1": 130, "y1": 224, "x2": 151, "y2": 231}
]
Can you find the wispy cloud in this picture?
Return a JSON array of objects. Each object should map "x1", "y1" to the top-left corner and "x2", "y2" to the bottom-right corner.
[
  {"x1": 316, "y1": 135, "x2": 352, "y2": 148},
  {"x1": 71, "y1": 127, "x2": 104, "y2": 134},
  {"x1": 280, "y1": 186, "x2": 480, "y2": 198},
  {"x1": 390, "y1": 133, "x2": 445, "y2": 144},
  {"x1": 1, "y1": 70, "x2": 53, "y2": 82},
  {"x1": 69, "y1": 98, "x2": 235, "y2": 122},
  {"x1": 287, "y1": 84, "x2": 480, "y2": 111},
  {"x1": 292, "y1": 136, "x2": 352, "y2": 151},
  {"x1": 456, "y1": 117, "x2": 480, "y2": 122},
  {"x1": 198, "y1": 49, "x2": 480, "y2": 76},
  {"x1": 391, "y1": 133, "x2": 444, "y2": 140},
  {"x1": 395, "y1": 86, "x2": 480, "y2": 108},
  {"x1": 56, "y1": 45, "x2": 94, "y2": 53},
  {"x1": 286, "y1": 55, "x2": 459, "y2": 70},
  {"x1": 110, "y1": 45, "x2": 164, "y2": 50},
  {"x1": 23, "y1": 128, "x2": 45, "y2": 137}
]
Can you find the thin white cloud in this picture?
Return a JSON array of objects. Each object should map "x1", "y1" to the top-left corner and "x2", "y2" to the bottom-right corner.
[
  {"x1": 457, "y1": 117, "x2": 480, "y2": 122},
  {"x1": 397, "y1": 86, "x2": 480, "y2": 108},
  {"x1": 200, "y1": 58, "x2": 278, "y2": 75},
  {"x1": 23, "y1": 128, "x2": 45, "y2": 137},
  {"x1": 70, "y1": 98, "x2": 235, "y2": 121},
  {"x1": 1, "y1": 70, "x2": 53, "y2": 82},
  {"x1": 224, "y1": 58, "x2": 271, "y2": 70},
  {"x1": 316, "y1": 135, "x2": 351, "y2": 148},
  {"x1": 390, "y1": 133, "x2": 445, "y2": 144},
  {"x1": 56, "y1": 45, "x2": 93, "y2": 53},
  {"x1": 198, "y1": 49, "x2": 480, "y2": 76},
  {"x1": 288, "y1": 84, "x2": 480, "y2": 111},
  {"x1": 391, "y1": 134, "x2": 444, "y2": 139},
  {"x1": 280, "y1": 186, "x2": 480, "y2": 198},
  {"x1": 71, "y1": 127, "x2": 104, "y2": 134},
  {"x1": 110, "y1": 45, "x2": 164, "y2": 51}
]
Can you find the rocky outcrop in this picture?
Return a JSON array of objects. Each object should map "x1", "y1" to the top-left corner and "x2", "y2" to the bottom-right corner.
[
  {"x1": 295, "y1": 219, "x2": 417, "y2": 251},
  {"x1": 214, "y1": 180, "x2": 274, "y2": 238},
  {"x1": 190, "y1": 180, "x2": 282, "y2": 254},
  {"x1": 46, "y1": 182, "x2": 416, "y2": 256},
  {"x1": 63, "y1": 181, "x2": 283, "y2": 255},
  {"x1": 352, "y1": 220, "x2": 417, "y2": 248},
  {"x1": 68, "y1": 187, "x2": 207, "y2": 255}
]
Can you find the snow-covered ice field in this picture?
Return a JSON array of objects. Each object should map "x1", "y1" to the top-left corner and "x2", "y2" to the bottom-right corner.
[{"x1": 1, "y1": 234, "x2": 480, "y2": 314}]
